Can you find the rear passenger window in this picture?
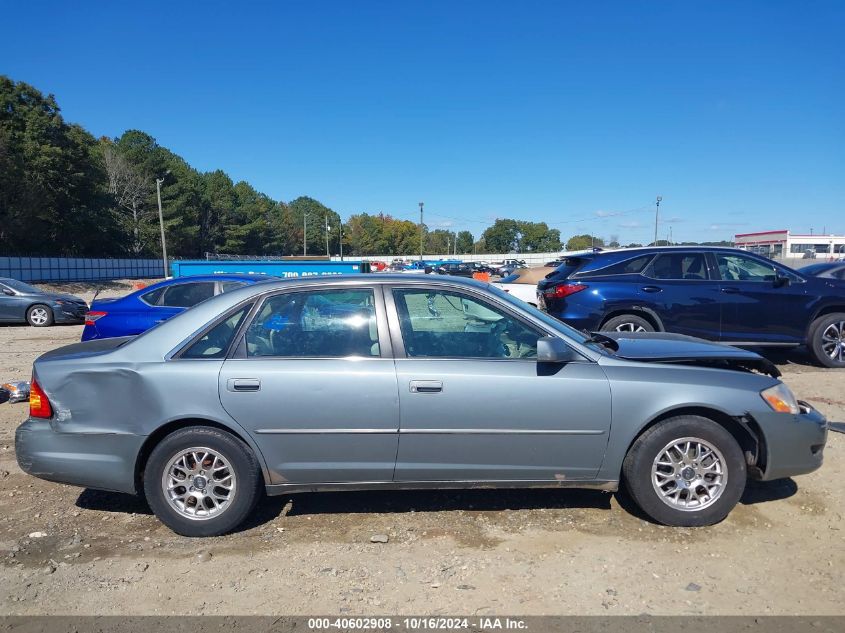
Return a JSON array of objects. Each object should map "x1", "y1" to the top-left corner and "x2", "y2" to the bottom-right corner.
[
  {"x1": 245, "y1": 289, "x2": 379, "y2": 358},
  {"x1": 182, "y1": 304, "x2": 252, "y2": 359},
  {"x1": 140, "y1": 287, "x2": 166, "y2": 306},
  {"x1": 160, "y1": 282, "x2": 216, "y2": 308},
  {"x1": 586, "y1": 255, "x2": 653, "y2": 276},
  {"x1": 646, "y1": 254, "x2": 708, "y2": 280}
]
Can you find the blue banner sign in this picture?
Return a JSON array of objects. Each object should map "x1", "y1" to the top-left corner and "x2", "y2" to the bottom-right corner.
[{"x1": 170, "y1": 260, "x2": 366, "y2": 278}]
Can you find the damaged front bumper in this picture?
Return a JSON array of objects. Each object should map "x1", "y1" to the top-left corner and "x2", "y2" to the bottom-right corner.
[
  {"x1": 751, "y1": 400, "x2": 828, "y2": 481},
  {"x1": 15, "y1": 418, "x2": 144, "y2": 495}
]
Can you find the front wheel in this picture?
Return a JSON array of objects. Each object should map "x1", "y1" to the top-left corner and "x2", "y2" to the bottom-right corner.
[
  {"x1": 26, "y1": 304, "x2": 54, "y2": 327},
  {"x1": 622, "y1": 416, "x2": 746, "y2": 526},
  {"x1": 808, "y1": 313, "x2": 845, "y2": 368},
  {"x1": 144, "y1": 426, "x2": 262, "y2": 536}
]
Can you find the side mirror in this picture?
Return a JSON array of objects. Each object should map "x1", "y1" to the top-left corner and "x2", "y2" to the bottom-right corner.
[
  {"x1": 1, "y1": 289, "x2": 14, "y2": 296},
  {"x1": 537, "y1": 336, "x2": 580, "y2": 363},
  {"x1": 774, "y1": 274, "x2": 790, "y2": 288}
]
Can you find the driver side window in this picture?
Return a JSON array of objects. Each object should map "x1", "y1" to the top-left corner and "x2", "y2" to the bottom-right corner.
[
  {"x1": 393, "y1": 288, "x2": 540, "y2": 359},
  {"x1": 716, "y1": 254, "x2": 790, "y2": 282}
]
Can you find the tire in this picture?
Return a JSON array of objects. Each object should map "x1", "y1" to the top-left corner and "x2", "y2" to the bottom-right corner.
[
  {"x1": 601, "y1": 314, "x2": 655, "y2": 333},
  {"x1": 622, "y1": 415, "x2": 746, "y2": 527},
  {"x1": 144, "y1": 426, "x2": 263, "y2": 537},
  {"x1": 808, "y1": 313, "x2": 845, "y2": 368},
  {"x1": 26, "y1": 304, "x2": 54, "y2": 327}
]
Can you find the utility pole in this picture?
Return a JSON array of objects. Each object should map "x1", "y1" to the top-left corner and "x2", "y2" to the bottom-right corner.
[
  {"x1": 325, "y1": 214, "x2": 330, "y2": 257},
  {"x1": 155, "y1": 171, "x2": 170, "y2": 277},
  {"x1": 303, "y1": 212, "x2": 307, "y2": 256},
  {"x1": 654, "y1": 196, "x2": 662, "y2": 246},
  {"x1": 418, "y1": 202, "x2": 424, "y2": 261}
]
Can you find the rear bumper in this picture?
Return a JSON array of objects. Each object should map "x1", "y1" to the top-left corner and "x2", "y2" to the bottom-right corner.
[
  {"x1": 755, "y1": 401, "x2": 828, "y2": 481},
  {"x1": 15, "y1": 418, "x2": 143, "y2": 495}
]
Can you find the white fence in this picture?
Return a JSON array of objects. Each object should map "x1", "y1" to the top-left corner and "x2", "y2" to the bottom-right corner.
[{"x1": 330, "y1": 252, "x2": 564, "y2": 266}]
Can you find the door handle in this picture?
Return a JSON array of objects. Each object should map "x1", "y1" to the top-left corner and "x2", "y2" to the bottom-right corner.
[
  {"x1": 409, "y1": 380, "x2": 443, "y2": 394},
  {"x1": 227, "y1": 378, "x2": 261, "y2": 392},
  {"x1": 720, "y1": 287, "x2": 739, "y2": 294},
  {"x1": 641, "y1": 286, "x2": 662, "y2": 293}
]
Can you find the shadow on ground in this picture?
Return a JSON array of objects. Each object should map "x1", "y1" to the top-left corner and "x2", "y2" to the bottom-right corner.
[
  {"x1": 741, "y1": 477, "x2": 797, "y2": 504},
  {"x1": 76, "y1": 488, "x2": 152, "y2": 515},
  {"x1": 76, "y1": 486, "x2": 614, "y2": 533},
  {"x1": 74, "y1": 478, "x2": 799, "y2": 532},
  {"x1": 753, "y1": 346, "x2": 818, "y2": 368}
]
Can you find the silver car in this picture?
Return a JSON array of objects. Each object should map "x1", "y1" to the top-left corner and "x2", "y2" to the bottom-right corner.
[{"x1": 16, "y1": 275, "x2": 827, "y2": 536}]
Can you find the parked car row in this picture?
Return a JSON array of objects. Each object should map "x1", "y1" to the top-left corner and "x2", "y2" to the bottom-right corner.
[{"x1": 4, "y1": 248, "x2": 844, "y2": 369}]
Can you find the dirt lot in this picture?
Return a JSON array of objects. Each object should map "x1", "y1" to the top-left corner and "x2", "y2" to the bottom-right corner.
[{"x1": 0, "y1": 281, "x2": 843, "y2": 616}]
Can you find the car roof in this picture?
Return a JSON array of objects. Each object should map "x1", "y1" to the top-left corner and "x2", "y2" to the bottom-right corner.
[
  {"x1": 152, "y1": 273, "x2": 276, "y2": 286},
  {"x1": 585, "y1": 246, "x2": 756, "y2": 256},
  {"x1": 217, "y1": 273, "x2": 491, "y2": 291}
]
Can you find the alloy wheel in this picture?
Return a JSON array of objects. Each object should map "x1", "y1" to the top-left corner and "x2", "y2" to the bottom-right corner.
[
  {"x1": 29, "y1": 307, "x2": 49, "y2": 325},
  {"x1": 820, "y1": 321, "x2": 845, "y2": 362},
  {"x1": 161, "y1": 447, "x2": 237, "y2": 521},
  {"x1": 651, "y1": 437, "x2": 727, "y2": 511},
  {"x1": 614, "y1": 322, "x2": 648, "y2": 333}
]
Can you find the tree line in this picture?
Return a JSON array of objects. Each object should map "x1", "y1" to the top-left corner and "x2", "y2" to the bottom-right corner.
[{"x1": 1, "y1": 77, "x2": 730, "y2": 259}]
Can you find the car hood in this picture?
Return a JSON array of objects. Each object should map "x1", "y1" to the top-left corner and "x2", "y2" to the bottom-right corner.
[
  {"x1": 597, "y1": 332, "x2": 781, "y2": 378},
  {"x1": 25, "y1": 291, "x2": 87, "y2": 304}
]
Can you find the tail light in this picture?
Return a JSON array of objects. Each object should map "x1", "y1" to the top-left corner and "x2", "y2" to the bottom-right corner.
[
  {"x1": 544, "y1": 283, "x2": 588, "y2": 299},
  {"x1": 84, "y1": 311, "x2": 107, "y2": 326},
  {"x1": 29, "y1": 378, "x2": 53, "y2": 419}
]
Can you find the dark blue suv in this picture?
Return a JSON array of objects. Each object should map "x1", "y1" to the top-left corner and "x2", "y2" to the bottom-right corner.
[{"x1": 537, "y1": 247, "x2": 845, "y2": 368}]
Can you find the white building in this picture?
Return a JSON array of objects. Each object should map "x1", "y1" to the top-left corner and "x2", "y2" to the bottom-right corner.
[{"x1": 734, "y1": 229, "x2": 845, "y2": 259}]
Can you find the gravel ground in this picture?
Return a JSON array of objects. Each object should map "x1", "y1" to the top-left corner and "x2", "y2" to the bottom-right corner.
[{"x1": 0, "y1": 281, "x2": 843, "y2": 616}]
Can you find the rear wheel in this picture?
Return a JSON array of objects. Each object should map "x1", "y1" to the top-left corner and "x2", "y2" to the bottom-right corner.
[
  {"x1": 808, "y1": 313, "x2": 845, "y2": 368},
  {"x1": 622, "y1": 416, "x2": 746, "y2": 526},
  {"x1": 601, "y1": 314, "x2": 655, "y2": 333},
  {"x1": 144, "y1": 426, "x2": 262, "y2": 537}
]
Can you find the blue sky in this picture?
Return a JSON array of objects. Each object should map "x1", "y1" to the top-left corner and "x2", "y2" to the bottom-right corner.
[{"x1": 3, "y1": 1, "x2": 843, "y2": 244}]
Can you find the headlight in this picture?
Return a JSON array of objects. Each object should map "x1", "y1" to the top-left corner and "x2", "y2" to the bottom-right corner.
[
  {"x1": 761, "y1": 383, "x2": 800, "y2": 414},
  {"x1": 53, "y1": 299, "x2": 67, "y2": 305}
]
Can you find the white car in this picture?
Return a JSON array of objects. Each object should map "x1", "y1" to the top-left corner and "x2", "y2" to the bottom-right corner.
[{"x1": 492, "y1": 267, "x2": 555, "y2": 307}]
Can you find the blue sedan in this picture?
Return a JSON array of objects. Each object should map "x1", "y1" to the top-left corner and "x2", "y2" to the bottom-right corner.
[{"x1": 81, "y1": 274, "x2": 275, "y2": 341}]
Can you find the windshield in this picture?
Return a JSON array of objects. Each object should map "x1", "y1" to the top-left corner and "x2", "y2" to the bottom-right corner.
[
  {"x1": 485, "y1": 282, "x2": 593, "y2": 346},
  {"x1": 1, "y1": 279, "x2": 42, "y2": 294}
]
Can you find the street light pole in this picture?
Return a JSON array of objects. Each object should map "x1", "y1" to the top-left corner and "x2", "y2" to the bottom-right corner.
[
  {"x1": 654, "y1": 196, "x2": 662, "y2": 246},
  {"x1": 418, "y1": 202, "x2": 424, "y2": 261},
  {"x1": 303, "y1": 212, "x2": 307, "y2": 256},
  {"x1": 325, "y1": 214, "x2": 330, "y2": 257},
  {"x1": 339, "y1": 222, "x2": 344, "y2": 261},
  {"x1": 155, "y1": 173, "x2": 169, "y2": 277}
]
